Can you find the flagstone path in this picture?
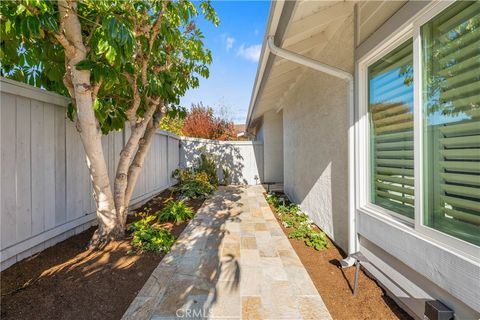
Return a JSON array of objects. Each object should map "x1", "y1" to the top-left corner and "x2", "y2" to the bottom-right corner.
[{"x1": 122, "y1": 185, "x2": 331, "y2": 320}]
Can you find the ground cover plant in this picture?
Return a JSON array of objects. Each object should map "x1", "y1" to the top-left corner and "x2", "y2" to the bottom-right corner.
[
  {"x1": 157, "y1": 199, "x2": 194, "y2": 223},
  {"x1": 266, "y1": 192, "x2": 328, "y2": 250},
  {"x1": 128, "y1": 213, "x2": 176, "y2": 253}
]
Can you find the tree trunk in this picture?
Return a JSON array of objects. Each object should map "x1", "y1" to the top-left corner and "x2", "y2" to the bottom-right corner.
[
  {"x1": 113, "y1": 104, "x2": 157, "y2": 230},
  {"x1": 57, "y1": 1, "x2": 167, "y2": 248},
  {"x1": 58, "y1": 0, "x2": 122, "y2": 247},
  {"x1": 124, "y1": 110, "x2": 164, "y2": 210}
]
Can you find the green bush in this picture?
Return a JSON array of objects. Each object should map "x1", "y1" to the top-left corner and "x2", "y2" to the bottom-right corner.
[
  {"x1": 157, "y1": 199, "x2": 194, "y2": 223},
  {"x1": 173, "y1": 167, "x2": 195, "y2": 184},
  {"x1": 221, "y1": 167, "x2": 231, "y2": 185},
  {"x1": 196, "y1": 153, "x2": 218, "y2": 186},
  {"x1": 128, "y1": 214, "x2": 176, "y2": 252},
  {"x1": 172, "y1": 153, "x2": 218, "y2": 199},
  {"x1": 174, "y1": 171, "x2": 215, "y2": 198}
]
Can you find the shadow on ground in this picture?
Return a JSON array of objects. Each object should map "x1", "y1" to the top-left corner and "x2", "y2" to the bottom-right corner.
[{"x1": 124, "y1": 186, "x2": 244, "y2": 319}]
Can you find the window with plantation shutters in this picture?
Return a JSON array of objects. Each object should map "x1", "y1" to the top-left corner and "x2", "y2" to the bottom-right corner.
[
  {"x1": 368, "y1": 40, "x2": 415, "y2": 219},
  {"x1": 422, "y1": 1, "x2": 480, "y2": 246}
]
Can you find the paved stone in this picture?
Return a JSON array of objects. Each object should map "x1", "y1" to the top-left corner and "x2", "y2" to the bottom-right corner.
[{"x1": 122, "y1": 185, "x2": 331, "y2": 320}]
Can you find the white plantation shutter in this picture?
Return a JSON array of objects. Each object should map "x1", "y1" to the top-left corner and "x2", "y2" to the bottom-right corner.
[
  {"x1": 369, "y1": 40, "x2": 415, "y2": 218},
  {"x1": 422, "y1": 1, "x2": 480, "y2": 245}
]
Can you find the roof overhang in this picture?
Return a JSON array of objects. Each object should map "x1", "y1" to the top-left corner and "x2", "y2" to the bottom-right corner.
[{"x1": 246, "y1": 0, "x2": 355, "y2": 131}]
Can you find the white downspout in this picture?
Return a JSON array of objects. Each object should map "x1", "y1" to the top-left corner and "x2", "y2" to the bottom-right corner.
[{"x1": 267, "y1": 36, "x2": 357, "y2": 266}]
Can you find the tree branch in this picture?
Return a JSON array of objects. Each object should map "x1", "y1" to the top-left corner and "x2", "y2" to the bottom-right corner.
[
  {"x1": 50, "y1": 31, "x2": 76, "y2": 57},
  {"x1": 85, "y1": 16, "x2": 100, "y2": 48},
  {"x1": 124, "y1": 103, "x2": 164, "y2": 206},
  {"x1": 123, "y1": 72, "x2": 141, "y2": 123},
  {"x1": 141, "y1": 0, "x2": 170, "y2": 86},
  {"x1": 91, "y1": 78, "x2": 103, "y2": 101}
]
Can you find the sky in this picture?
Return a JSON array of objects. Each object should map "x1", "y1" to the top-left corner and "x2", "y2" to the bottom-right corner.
[{"x1": 180, "y1": 1, "x2": 271, "y2": 124}]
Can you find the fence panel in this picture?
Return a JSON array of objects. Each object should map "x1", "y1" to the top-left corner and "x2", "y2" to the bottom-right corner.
[
  {"x1": 0, "y1": 78, "x2": 180, "y2": 269},
  {"x1": 180, "y1": 137, "x2": 264, "y2": 185}
]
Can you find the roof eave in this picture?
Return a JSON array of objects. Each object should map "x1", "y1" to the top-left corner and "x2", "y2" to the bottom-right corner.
[{"x1": 245, "y1": 0, "x2": 295, "y2": 131}]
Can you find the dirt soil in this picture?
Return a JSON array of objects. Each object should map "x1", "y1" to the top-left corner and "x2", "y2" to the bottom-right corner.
[
  {"x1": 269, "y1": 199, "x2": 413, "y2": 320},
  {"x1": 0, "y1": 189, "x2": 204, "y2": 320}
]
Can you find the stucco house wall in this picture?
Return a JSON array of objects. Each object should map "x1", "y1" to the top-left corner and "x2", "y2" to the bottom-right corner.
[
  {"x1": 261, "y1": 110, "x2": 284, "y2": 183},
  {"x1": 282, "y1": 15, "x2": 353, "y2": 252}
]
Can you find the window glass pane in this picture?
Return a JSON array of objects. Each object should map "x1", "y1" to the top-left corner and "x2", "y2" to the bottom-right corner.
[
  {"x1": 368, "y1": 39, "x2": 414, "y2": 219},
  {"x1": 422, "y1": 1, "x2": 480, "y2": 246}
]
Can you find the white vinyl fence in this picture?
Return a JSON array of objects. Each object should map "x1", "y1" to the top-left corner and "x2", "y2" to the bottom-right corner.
[
  {"x1": 0, "y1": 78, "x2": 180, "y2": 270},
  {"x1": 180, "y1": 137, "x2": 264, "y2": 185}
]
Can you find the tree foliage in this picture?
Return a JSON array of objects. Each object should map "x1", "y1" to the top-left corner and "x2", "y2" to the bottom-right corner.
[
  {"x1": 1, "y1": 0, "x2": 218, "y2": 133},
  {"x1": 159, "y1": 113, "x2": 185, "y2": 136},
  {"x1": 182, "y1": 103, "x2": 235, "y2": 140},
  {"x1": 0, "y1": 0, "x2": 219, "y2": 245}
]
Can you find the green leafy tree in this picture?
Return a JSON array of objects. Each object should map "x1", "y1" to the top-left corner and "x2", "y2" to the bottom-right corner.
[
  {"x1": 0, "y1": 0, "x2": 218, "y2": 247},
  {"x1": 159, "y1": 113, "x2": 185, "y2": 136}
]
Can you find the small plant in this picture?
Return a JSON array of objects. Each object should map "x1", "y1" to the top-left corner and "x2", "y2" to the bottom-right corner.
[
  {"x1": 305, "y1": 231, "x2": 328, "y2": 250},
  {"x1": 173, "y1": 167, "x2": 195, "y2": 184},
  {"x1": 276, "y1": 204, "x2": 290, "y2": 215},
  {"x1": 174, "y1": 171, "x2": 215, "y2": 198},
  {"x1": 288, "y1": 224, "x2": 312, "y2": 239},
  {"x1": 266, "y1": 193, "x2": 285, "y2": 208},
  {"x1": 128, "y1": 213, "x2": 176, "y2": 253},
  {"x1": 157, "y1": 199, "x2": 194, "y2": 223},
  {"x1": 172, "y1": 152, "x2": 219, "y2": 198},
  {"x1": 221, "y1": 167, "x2": 231, "y2": 185},
  {"x1": 288, "y1": 223, "x2": 328, "y2": 250},
  {"x1": 196, "y1": 153, "x2": 218, "y2": 186},
  {"x1": 266, "y1": 192, "x2": 328, "y2": 251},
  {"x1": 281, "y1": 214, "x2": 297, "y2": 228}
]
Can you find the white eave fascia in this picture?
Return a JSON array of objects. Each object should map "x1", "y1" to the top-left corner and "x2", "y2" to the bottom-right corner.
[{"x1": 245, "y1": 0, "x2": 286, "y2": 131}]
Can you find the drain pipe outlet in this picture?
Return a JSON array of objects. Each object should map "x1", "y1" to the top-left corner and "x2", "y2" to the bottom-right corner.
[{"x1": 267, "y1": 36, "x2": 357, "y2": 267}]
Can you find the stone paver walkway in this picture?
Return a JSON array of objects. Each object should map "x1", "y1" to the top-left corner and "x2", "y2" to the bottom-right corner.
[{"x1": 123, "y1": 185, "x2": 331, "y2": 320}]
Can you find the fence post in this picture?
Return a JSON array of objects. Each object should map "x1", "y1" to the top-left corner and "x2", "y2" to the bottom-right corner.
[{"x1": 166, "y1": 134, "x2": 170, "y2": 186}]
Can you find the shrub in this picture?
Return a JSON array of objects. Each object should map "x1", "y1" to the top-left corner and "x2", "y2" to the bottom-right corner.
[
  {"x1": 159, "y1": 114, "x2": 184, "y2": 136},
  {"x1": 196, "y1": 153, "x2": 218, "y2": 186},
  {"x1": 173, "y1": 167, "x2": 195, "y2": 184},
  {"x1": 172, "y1": 152, "x2": 219, "y2": 198},
  {"x1": 182, "y1": 104, "x2": 236, "y2": 141},
  {"x1": 221, "y1": 167, "x2": 231, "y2": 185},
  {"x1": 157, "y1": 199, "x2": 194, "y2": 223},
  {"x1": 173, "y1": 169, "x2": 215, "y2": 198},
  {"x1": 128, "y1": 214, "x2": 176, "y2": 252}
]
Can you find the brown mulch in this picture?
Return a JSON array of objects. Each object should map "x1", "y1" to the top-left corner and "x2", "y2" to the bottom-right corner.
[
  {"x1": 268, "y1": 197, "x2": 413, "y2": 320},
  {"x1": 0, "y1": 189, "x2": 204, "y2": 320}
]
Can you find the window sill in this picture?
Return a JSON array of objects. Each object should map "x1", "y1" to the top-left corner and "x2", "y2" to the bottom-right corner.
[
  {"x1": 356, "y1": 205, "x2": 480, "y2": 264},
  {"x1": 358, "y1": 203, "x2": 414, "y2": 229}
]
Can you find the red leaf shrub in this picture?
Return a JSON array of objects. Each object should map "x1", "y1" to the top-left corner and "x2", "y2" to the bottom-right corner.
[{"x1": 182, "y1": 103, "x2": 236, "y2": 141}]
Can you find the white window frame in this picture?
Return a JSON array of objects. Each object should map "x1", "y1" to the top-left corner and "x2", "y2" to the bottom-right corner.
[{"x1": 356, "y1": 0, "x2": 480, "y2": 260}]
